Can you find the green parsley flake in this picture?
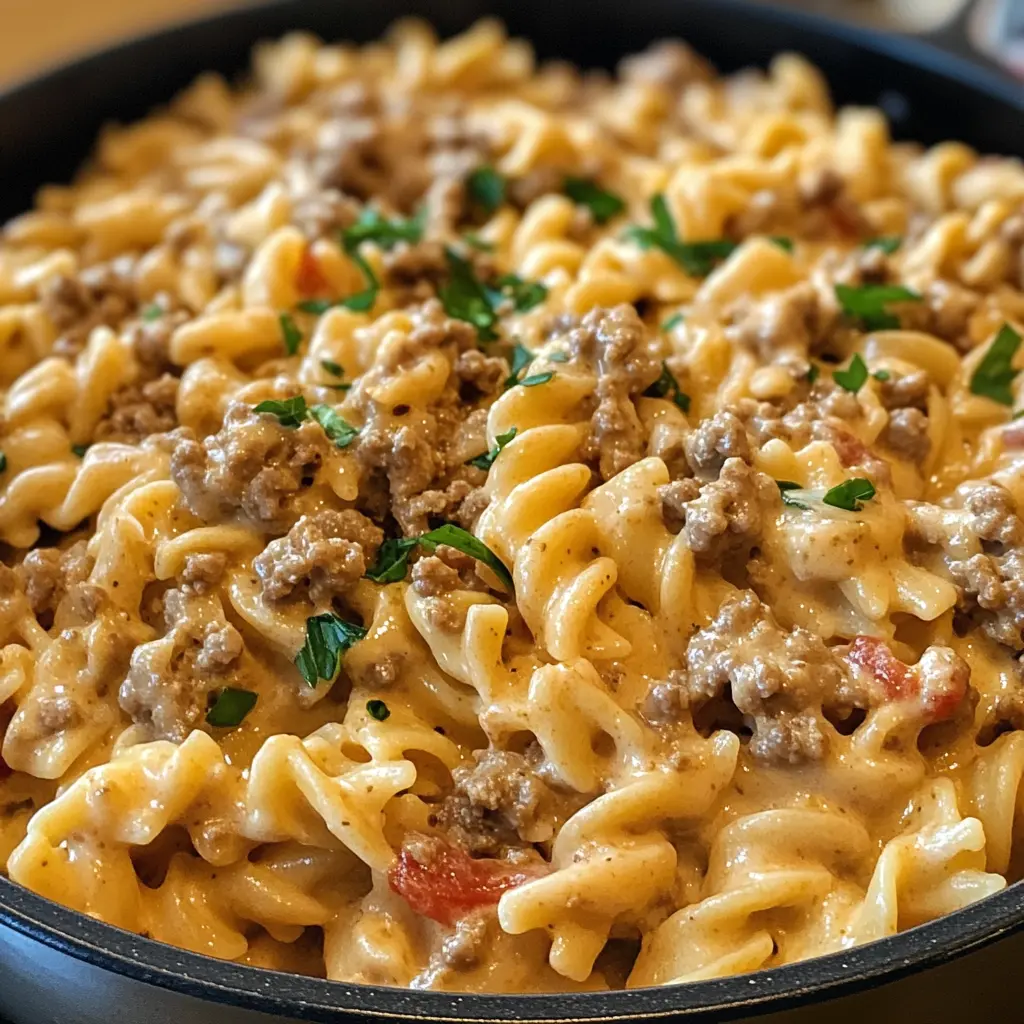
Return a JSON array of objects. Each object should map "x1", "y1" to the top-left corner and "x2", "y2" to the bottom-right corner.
[
  {"x1": 780, "y1": 477, "x2": 876, "y2": 512},
  {"x1": 864, "y1": 236, "x2": 902, "y2": 254},
  {"x1": 365, "y1": 537, "x2": 419, "y2": 584},
  {"x1": 467, "y1": 427, "x2": 517, "y2": 471},
  {"x1": 141, "y1": 303, "x2": 164, "y2": 322},
  {"x1": 770, "y1": 236, "x2": 795, "y2": 253},
  {"x1": 661, "y1": 312, "x2": 685, "y2": 332},
  {"x1": 279, "y1": 312, "x2": 303, "y2": 355},
  {"x1": 295, "y1": 612, "x2": 367, "y2": 687},
  {"x1": 644, "y1": 361, "x2": 691, "y2": 413},
  {"x1": 366, "y1": 699, "x2": 391, "y2": 722},
  {"x1": 0, "y1": 452, "x2": 6, "y2": 473},
  {"x1": 440, "y1": 248, "x2": 500, "y2": 341},
  {"x1": 206, "y1": 687, "x2": 258, "y2": 728},
  {"x1": 806, "y1": 365, "x2": 820, "y2": 384},
  {"x1": 71, "y1": 444, "x2": 89, "y2": 458},
  {"x1": 321, "y1": 360, "x2": 344, "y2": 376},
  {"x1": 504, "y1": 342, "x2": 535, "y2": 389},
  {"x1": 873, "y1": 369, "x2": 891, "y2": 382},
  {"x1": 342, "y1": 206, "x2": 425, "y2": 250},
  {"x1": 488, "y1": 274, "x2": 548, "y2": 313},
  {"x1": 463, "y1": 232, "x2": 494, "y2": 252},
  {"x1": 833, "y1": 353, "x2": 869, "y2": 393},
  {"x1": 834, "y1": 283, "x2": 922, "y2": 331},
  {"x1": 420, "y1": 523, "x2": 513, "y2": 591},
  {"x1": 564, "y1": 177, "x2": 626, "y2": 224},
  {"x1": 549, "y1": 351, "x2": 569, "y2": 363},
  {"x1": 970, "y1": 323, "x2": 1022, "y2": 407},
  {"x1": 626, "y1": 194, "x2": 738, "y2": 277},
  {"x1": 309, "y1": 404, "x2": 359, "y2": 448},
  {"x1": 519, "y1": 372, "x2": 554, "y2": 388},
  {"x1": 467, "y1": 166, "x2": 506, "y2": 216},
  {"x1": 253, "y1": 396, "x2": 308, "y2": 428}
]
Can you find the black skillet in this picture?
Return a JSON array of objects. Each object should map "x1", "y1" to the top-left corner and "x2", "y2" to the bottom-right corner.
[{"x1": 1, "y1": 1, "x2": 1023, "y2": 1022}]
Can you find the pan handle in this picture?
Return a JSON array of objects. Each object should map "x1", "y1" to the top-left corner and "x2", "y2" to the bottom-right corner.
[{"x1": 920, "y1": 0, "x2": 1024, "y2": 79}]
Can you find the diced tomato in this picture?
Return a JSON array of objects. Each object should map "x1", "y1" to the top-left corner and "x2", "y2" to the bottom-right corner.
[
  {"x1": 829, "y1": 430, "x2": 874, "y2": 469},
  {"x1": 847, "y1": 635, "x2": 916, "y2": 702},
  {"x1": 295, "y1": 246, "x2": 328, "y2": 297},
  {"x1": 388, "y1": 838, "x2": 545, "y2": 926},
  {"x1": 846, "y1": 636, "x2": 967, "y2": 722}
]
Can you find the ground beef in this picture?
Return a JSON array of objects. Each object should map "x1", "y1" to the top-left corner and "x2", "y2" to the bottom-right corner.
[
  {"x1": 41, "y1": 261, "x2": 138, "y2": 358},
  {"x1": 665, "y1": 458, "x2": 778, "y2": 563},
  {"x1": 254, "y1": 509, "x2": 383, "y2": 602},
  {"x1": 640, "y1": 669, "x2": 690, "y2": 725},
  {"x1": 438, "y1": 914, "x2": 491, "y2": 971},
  {"x1": 950, "y1": 549, "x2": 1024, "y2": 649},
  {"x1": 128, "y1": 309, "x2": 189, "y2": 373},
  {"x1": 658, "y1": 478, "x2": 701, "y2": 533},
  {"x1": 878, "y1": 371, "x2": 929, "y2": 411},
  {"x1": 618, "y1": 39, "x2": 714, "y2": 90},
  {"x1": 964, "y1": 483, "x2": 1024, "y2": 547},
  {"x1": 398, "y1": 476, "x2": 488, "y2": 537},
  {"x1": 434, "y1": 749, "x2": 558, "y2": 857},
  {"x1": 883, "y1": 407, "x2": 930, "y2": 463},
  {"x1": 685, "y1": 411, "x2": 751, "y2": 480},
  {"x1": 93, "y1": 373, "x2": 179, "y2": 444},
  {"x1": 727, "y1": 282, "x2": 835, "y2": 362},
  {"x1": 384, "y1": 240, "x2": 450, "y2": 292},
  {"x1": 15, "y1": 541, "x2": 95, "y2": 619},
  {"x1": 351, "y1": 302, "x2": 502, "y2": 535},
  {"x1": 902, "y1": 280, "x2": 979, "y2": 352},
  {"x1": 565, "y1": 305, "x2": 662, "y2": 481},
  {"x1": 179, "y1": 552, "x2": 227, "y2": 594},
  {"x1": 171, "y1": 403, "x2": 327, "y2": 531},
  {"x1": 684, "y1": 590, "x2": 852, "y2": 764},
  {"x1": 118, "y1": 587, "x2": 244, "y2": 742}
]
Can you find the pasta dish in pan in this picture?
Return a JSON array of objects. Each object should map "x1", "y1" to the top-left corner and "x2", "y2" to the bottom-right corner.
[{"x1": 2, "y1": 19, "x2": 1024, "y2": 993}]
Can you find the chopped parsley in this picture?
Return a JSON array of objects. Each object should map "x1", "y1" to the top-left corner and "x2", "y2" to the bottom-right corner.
[
  {"x1": 645, "y1": 361, "x2": 691, "y2": 413},
  {"x1": 440, "y1": 248, "x2": 500, "y2": 341},
  {"x1": 463, "y1": 232, "x2": 494, "y2": 252},
  {"x1": 438, "y1": 252, "x2": 546, "y2": 340},
  {"x1": 309, "y1": 404, "x2": 359, "y2": 448},
  {"x1": 365, "y1": 537, "x2": 419, "y2": 584},
  {"x1": 279, "y1": 312, "x2": 303, "y2": 355},
  {"x1": 661, "y1": 312, "x2": 685, "y2": 332},
  {"x1": 549, "y1": 351, "x2": 568, "y2": 363},
  {"x1": 833, "y1": 353, "x2": 869, "y2": 393},
  {"x1": 366, "y1": 699, "x2": 391, "y2": 722},
  {"x1": 336, "y1": 246, "x2": 379, "y2": 312},
  {"x1": 834, "y1": 283, "x2": 922, "y2": 331},
  {"x1": 298, "y1": 231, "x2": 382, "y2": 315},
  {"x1": 505, "y1": 342, "x2": 534, "y2": 389},
  {"x1": 205, "y1": 687, "x2": 258, "y2": 728},
  {"x1": 770, "y1": 236, "x2": 795, "y2": 253},
  {"x1": 864, "y1": 236, "x2": 902, "y2": 254},
  {"x1": 519, "y1": 372, "x2": 554, "y2": 388},
  {"x1": 824, "y1": 477, "x2": 876, "y2": 511},
  {"x1": 320, "y1": 359, "x2": 351, "y2": 390},
  {"x1": 467, "y1": 427, "x2": 517, "y2": 471},
  {"x1": 626, "y1": 194, "x2": 737, "y2": 277},
  {"x1": 420, "y1": 523, "x2": 513, "y2": 591},
  {"x1": 141, "y1": 303, "x2": 164, "y2": 322},
  {"x1": 341, "y1": 206, "x2": 425, "y2": 250},
  {"x1": 253, "y1": 396, "x2": 308, "y2": 428},
  {"x1": 71, "y1": 444, "x2": 89, "y2": 458},
  {"x1": 564, "y1": 177, "x2": 626, "y2": 224},
  {"x1": 806, "y1": 364, "x2": 820, "y2": 384},
  {"x1": 0, "y1": 452, "x2": 6, "y2": 473},
  {"x1": 970, "y1": 323, "x2": 1022, "y2": 406},
  {"x1": 295, "y1": 612, "x2": 367, "y2": 687},
  {"x1": 780, "y1": 477, "x2": 876, "y2": 512},
  {"x1": 467, "y1": 166, "x2": 506, "y2": 216},
  {"x1": 873, "y1": 369, "x2": 891, "y2": 382},
  {"x1": 488, "y1": 274, "x2": 547, "y2": 313}
]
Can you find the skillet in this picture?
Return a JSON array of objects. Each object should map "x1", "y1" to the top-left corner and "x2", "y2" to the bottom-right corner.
[{"x1": 0, "y1": 1, "x2": 1023, "y2": 1021}]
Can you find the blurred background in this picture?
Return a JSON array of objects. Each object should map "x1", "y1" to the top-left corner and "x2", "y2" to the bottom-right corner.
[{"x1": 0, "y1": 0, "x2": 1022, "y2": 85}]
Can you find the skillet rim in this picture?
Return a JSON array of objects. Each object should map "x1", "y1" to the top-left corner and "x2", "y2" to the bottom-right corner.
[{"x1": 1, "y1": 0, "x2": 1023, "y2": 1019}]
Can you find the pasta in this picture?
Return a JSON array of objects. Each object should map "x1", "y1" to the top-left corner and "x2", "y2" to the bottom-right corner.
[{"x1": 2, "y1": 17, "x2": 1024, "y2": 995}]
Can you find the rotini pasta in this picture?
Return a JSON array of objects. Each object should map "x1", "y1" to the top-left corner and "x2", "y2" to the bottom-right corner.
[{"x1": 1, "y1": 17, "x2": 1024, "y2": 997}]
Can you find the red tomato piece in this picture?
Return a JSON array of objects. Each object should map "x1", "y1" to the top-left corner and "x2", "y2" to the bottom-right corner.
[
  {"x1": 388, "y1": 838, "x2": 544, "y2": 926},
  {"x1": 847, "y1": 635, "x2": 916, "y2": 702},
  {"x1": 295, "y1": 246, "x2": 328, "y2": 297}
]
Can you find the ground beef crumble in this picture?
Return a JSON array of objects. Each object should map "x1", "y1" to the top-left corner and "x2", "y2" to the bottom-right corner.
[{"x1": 255, "y1": 509, "x2": 383, "y2": 602}]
